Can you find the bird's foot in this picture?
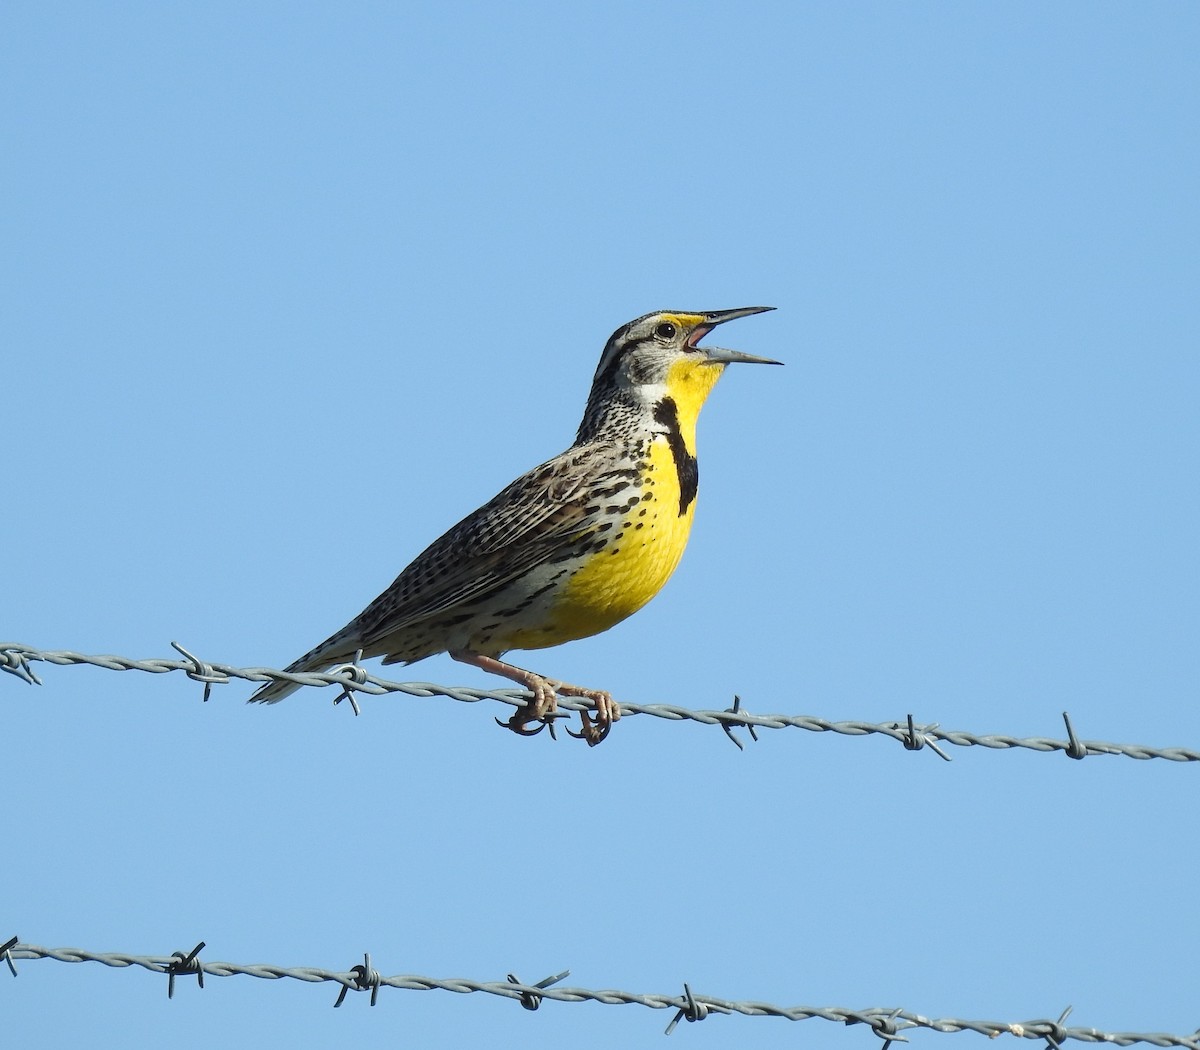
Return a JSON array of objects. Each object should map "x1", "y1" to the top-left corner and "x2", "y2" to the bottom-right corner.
[
  {"x1": 501, "y1": 676, "x2": 560, "y2": 738},
  {"x1": 456, "y1": 651, "x2": 618, "y2": 745},
  {"x1": 561, "y1": 685, "x2": 620, "y2": 747}
]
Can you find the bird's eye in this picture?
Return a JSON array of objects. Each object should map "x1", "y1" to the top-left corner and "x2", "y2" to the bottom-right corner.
[{"x1": 654, "y1": 321, "x2": 677, "y2": 340}]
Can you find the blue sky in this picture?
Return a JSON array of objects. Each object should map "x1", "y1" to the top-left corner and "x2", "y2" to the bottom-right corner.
[{"x1": 3, "y1": 2, "x2": 1198, "y2": 1047}]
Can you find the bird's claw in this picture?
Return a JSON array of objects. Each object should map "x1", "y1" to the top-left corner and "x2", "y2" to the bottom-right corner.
[
  {"x1": 495, "y1": 709, "x2": 564, "y2": 738},
  {"x1": 495, "y1": 712, "x2": 546, "y2": 736},
  {"x1": 565, "y1": 708, "x2": 612, "y2": 746},
  {"x1": 565, "y1": 694, "x2": 619, "y2": 747},
  {"x1": 497, "y1": 685, "x2": 561, "y2": 739}
]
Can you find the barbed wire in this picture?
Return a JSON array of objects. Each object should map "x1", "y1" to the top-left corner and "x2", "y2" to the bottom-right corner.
[
  {"x1": 5, "y1": 940, "x2": 1198, "y2": 1046},
  {"x1": 3, "y1": 642, "x2": 1197, "y2": 763}
]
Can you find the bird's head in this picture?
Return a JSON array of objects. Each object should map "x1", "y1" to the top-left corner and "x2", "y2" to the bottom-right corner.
[{"x1": 578, "y1": 306, "x2": 780, "y2": 440}]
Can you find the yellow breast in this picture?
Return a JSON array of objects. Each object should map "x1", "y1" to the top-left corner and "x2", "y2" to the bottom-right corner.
[
  {"x1": 500, "y1": 356, "x2": 722, "y2": 653},
  {"x1": 558, "y1": 436, "x2": 694, "y2": 629},
  {"x1": 498, "y1": 437, "x2": 694, "y2": 651}
]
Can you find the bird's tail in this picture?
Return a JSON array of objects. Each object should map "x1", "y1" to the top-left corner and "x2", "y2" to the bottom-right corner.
[{"x1": 248, "y1": 631, "x2": 360, "y2": 704}]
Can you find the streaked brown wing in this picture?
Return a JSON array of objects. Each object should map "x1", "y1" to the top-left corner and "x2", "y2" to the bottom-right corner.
[{"x1": 353, "y1": 441, "x2": 619, "y2": 646}]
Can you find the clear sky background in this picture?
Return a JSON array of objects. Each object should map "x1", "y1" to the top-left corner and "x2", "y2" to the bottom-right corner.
[{"x1": 3, "y1": 3, "x2": 1198, "y2": 1048}]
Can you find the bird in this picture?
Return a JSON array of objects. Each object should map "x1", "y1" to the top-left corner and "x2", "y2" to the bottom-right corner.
[{"x1": 250, "y1": 306, "x2": 781, "y2": 744}]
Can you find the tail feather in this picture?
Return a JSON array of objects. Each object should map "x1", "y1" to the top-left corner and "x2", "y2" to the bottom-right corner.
[{"x1": 248, "y1": 633, "x2": 358, "y2": 704}]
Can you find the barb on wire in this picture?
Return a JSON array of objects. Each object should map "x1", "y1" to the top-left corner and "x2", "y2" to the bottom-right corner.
[
  {"x1": 7, "y1": 942, "x2": 1200, "y2": 1048},
  {"x1": 720, "y1": 694, "x2": 759, "y2": 751},
  {"x1": 896, "y1": 714, "x2": 952, "y2": 762},
  {"x1": 2, "y1": 936, "x2": 18, "y2": 977},
  {"x1": 3, "y1": 643, "x2": 1198, "y2": 764},
  {"x1": 506, "y1": 969, "x2": 570, "y2": 1011},
  {"x1": 333, "y1": 953, "x2": 381, "y2": 1007},
  {"x1": 664, "y1": 981, "x2": 731, "y2": 1035},
  {"x1": 169, "y1": 643, "x2": 227, "y2": 702},
  {"x1": 331, "y1": 650, "x2": 367, "y2": 716},
  {"x1": 1061, "y1": 713, "x2": 1091, "y2": 760},
  {"x1": 0, "y1": 649, "x2": 40, "y2": 685},
  {"x1": 1042, "y1": 1006, "x2": 1075, "y2": 1050},
  {"x1": 848, "y1": 1005, "x2": 911, "y2": 1049},
  {"x1": 166, "y1": 941, "x2": 205, "y2": 999}
]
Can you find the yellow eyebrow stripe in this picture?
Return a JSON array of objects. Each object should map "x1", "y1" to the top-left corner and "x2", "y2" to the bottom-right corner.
[{"x1": 660, "y1": 312, "x2": 706, "y2": 329}]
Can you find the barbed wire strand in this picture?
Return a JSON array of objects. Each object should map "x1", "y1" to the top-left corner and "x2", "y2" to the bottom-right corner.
[
  {"x1": 5, "y1": 942, "x2": 1198, "y2": 1047},
  {"x1": 3, "y1": 643, "x2": 1197, "y2": 763}
]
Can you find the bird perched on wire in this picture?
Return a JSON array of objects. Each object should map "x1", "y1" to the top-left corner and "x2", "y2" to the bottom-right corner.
[{"x1": 250, "y1": 306, "x2": 780, "y2": 744}]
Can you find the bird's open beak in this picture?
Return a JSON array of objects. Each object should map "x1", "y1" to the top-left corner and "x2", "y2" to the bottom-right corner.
[{"x1": 689, "y1": 306, "x2": 782, "y2": 365}]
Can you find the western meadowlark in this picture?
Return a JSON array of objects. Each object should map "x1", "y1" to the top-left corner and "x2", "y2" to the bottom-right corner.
[{"x1": 250, "y1": 306, "x2": 780, "y2": 744}]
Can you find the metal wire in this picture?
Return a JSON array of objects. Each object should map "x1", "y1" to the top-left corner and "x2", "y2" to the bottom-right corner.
[
  {"x1": 2, "y1": 642, "x2": 1197, "y2": 763},
  {"x1": 5, "y1": 942, "x2": 1198, "y2": 1046}
]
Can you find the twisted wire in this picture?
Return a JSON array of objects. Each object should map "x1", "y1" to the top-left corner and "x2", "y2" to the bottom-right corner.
[
  {"x1": 3, "y1": 643, "x2": 1197, "y2": 762},
  {"x1": 6, "y1": 942, "x2": 1198, "y2": 1047}
]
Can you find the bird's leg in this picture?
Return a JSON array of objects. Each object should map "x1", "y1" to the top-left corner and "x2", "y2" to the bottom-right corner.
[
  {"x1": 451, "y1": 651, "x2": 619, "y2": 744},
  {"x1": 452, "y1": 651, "x2": 560, "y2": 735}
]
